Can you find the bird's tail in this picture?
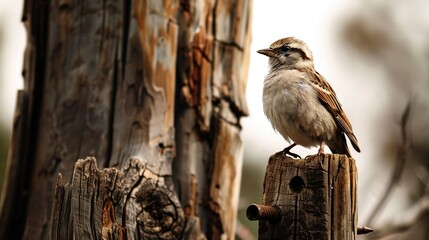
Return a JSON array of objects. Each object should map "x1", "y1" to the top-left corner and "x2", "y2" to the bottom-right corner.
[{"x1": 327, "y1": 133, "x2": 352, "y2": 157}]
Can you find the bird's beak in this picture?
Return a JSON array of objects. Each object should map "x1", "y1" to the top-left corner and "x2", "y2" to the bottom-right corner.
[{"x1": 257, "y1": 48, "x2": 276, "y2": 58}]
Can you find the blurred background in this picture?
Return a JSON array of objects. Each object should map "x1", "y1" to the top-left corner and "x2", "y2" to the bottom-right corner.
[
  {"x1": 0, "y1": 0, "x2": 25, "y2": 196},
  {"x1": 1, "y1": 0, "x2": 428, "y2": 239}
]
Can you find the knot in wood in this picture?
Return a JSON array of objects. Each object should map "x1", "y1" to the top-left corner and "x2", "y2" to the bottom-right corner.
[{"x1": 136, "y1": 179, "x2": 185, "y2": 239}]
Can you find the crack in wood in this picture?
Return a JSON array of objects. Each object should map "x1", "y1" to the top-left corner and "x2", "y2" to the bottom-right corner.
[
  {"x1": 260, "y1": 152, "x2": 357, "y2": 239},
  {"x1": 49, "y1": 157, "x2": 186, "y2": 239},
  {"x1": 215, "y1": 39, "x2": 244, "y2": 51},
  {"x1": 4, "y1": 1, "x2": 252, "y2": 239}
]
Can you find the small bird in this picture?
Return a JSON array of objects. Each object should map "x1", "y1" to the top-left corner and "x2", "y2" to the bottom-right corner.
[{"x1": 258, "y1": 37, "x2": 360, "y2": 157}]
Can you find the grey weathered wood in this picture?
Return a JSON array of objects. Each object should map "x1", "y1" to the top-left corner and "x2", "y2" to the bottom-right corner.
[
  {"x1": 0, "y1": 0, "x2": 252, "y2": 239},
  {"x1": 258, "y1": 152, "x2": 358, "y2": 240},
  {"x1": 173, "y1": 0, "x2": 251, "y2": 238},
  {"x1": 51, "y1": 157, "x2": 185, "y2": 240}
]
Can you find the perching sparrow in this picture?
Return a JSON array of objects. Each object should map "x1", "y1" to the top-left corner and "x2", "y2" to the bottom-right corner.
[{"x1": 258, "y1": 37, "x2": 360, "y2": 157}]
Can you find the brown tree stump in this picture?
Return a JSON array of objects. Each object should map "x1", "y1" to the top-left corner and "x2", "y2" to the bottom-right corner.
[
  {"x1": 51, "y1": 157, "x2": 186, "y2": 240},
  {"x1": 0, "y1": 0, "x2": 252, "y2": 239},
  {"x1": 256, "y1": 152, "x2": 358, "y2": 240}
]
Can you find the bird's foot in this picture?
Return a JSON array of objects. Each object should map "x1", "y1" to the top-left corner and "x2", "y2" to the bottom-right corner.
[
  {"x1": 305, "y1": 147, "x2": 325, "y2": 160},
  {"x1": 283, "y1": 150, "x2": 301, "y2": 159},
  {"x1": 305, "y1": 141, "x2": 325, "y2": 160},
  {"x1": 304, "y1": 153, "x2": 321, "y2": 160},
  {"x1": 282, "y1": 143, "x2": 301, "y2": 159}
]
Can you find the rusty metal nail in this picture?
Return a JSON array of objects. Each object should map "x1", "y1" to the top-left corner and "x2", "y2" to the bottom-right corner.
[
  {"x1": 357, "y1": 226, "x2": 374, "y2": 235},
  {"x1": 246, "y1": 204, "x2": 282, "y2": 223}
]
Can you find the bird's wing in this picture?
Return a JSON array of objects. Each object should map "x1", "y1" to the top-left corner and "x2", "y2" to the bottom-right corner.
[{"x1": 307, "y1": 69, "x2": 361, "y2": 152}]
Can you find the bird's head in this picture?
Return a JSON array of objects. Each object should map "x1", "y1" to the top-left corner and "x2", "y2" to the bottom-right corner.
[{"x1": 257, "y1": 37, "x2": 314, "y2": 70}]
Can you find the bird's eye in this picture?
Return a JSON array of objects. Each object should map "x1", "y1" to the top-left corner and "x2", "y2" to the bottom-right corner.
[{"x1": 280, "y1": 45, "x2": 291, "y2": 52}]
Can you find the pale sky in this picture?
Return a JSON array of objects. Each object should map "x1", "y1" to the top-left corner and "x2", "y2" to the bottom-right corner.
[{"x1": 0, "y1": 0, "x2": 25, "y2": 126}]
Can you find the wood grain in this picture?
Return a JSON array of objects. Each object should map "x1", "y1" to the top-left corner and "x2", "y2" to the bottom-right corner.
[
  {"x1": 0, "y1": 0, "x2": 251, "y2": 239},
  {"x1": 259, "y1": 153, "x2": 358, "y2": 240},
  {"x1": 51, "y1": 157, "x2": 185, "y2": 240}
]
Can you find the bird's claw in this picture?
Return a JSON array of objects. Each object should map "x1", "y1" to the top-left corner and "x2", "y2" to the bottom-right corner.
[
  {"x1": 305, "y1": 152, "x2": 323, "y2": 160},
  {"x1": 305, "y1": 145, "x2": 325, "y2": 160},
  {"x1": 281, "y1": 143, "x2": 301, "y2": 159},
  {"x1": 282, "y1": 149, "x2": 301, "y2": 159}
]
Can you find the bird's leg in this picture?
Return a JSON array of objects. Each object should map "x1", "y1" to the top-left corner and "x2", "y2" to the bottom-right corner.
[
  {"x1": 305, "y1": 141, "x2": 325, "y2": 160},
  {"x1": 282, "y1": 143, "x2": 301, "y2": 159},
  {"x1": 317, "y1": 140, "x2": 325, "y2": 155}
]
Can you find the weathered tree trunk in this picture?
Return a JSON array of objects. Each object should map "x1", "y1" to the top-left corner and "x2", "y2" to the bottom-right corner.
[{"x1": 0, "y1": 0, "x2": 252, "y2": 239}]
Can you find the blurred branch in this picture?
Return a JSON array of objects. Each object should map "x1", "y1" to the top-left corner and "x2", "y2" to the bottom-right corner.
[
  {"x1": 367, "y1": 100, "x2": 412, "y2": 225},
  {"x1": 368, "y1": 185, "x2": 429, "y2": 239}
]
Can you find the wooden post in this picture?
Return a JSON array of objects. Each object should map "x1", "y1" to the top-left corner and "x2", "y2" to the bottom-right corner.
[{"x1": 248, "y1": 152, "x2": 358, "y2": 239}]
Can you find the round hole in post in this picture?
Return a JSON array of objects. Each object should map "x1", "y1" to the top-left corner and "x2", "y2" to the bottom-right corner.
[{"x1": 289, "y1": 176, "x2": 305, "y2": 193}]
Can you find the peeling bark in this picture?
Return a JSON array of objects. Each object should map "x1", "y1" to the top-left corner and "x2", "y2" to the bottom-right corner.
[{"x1": 0, "y1": 0, "x2": 251, "y2": 239}]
